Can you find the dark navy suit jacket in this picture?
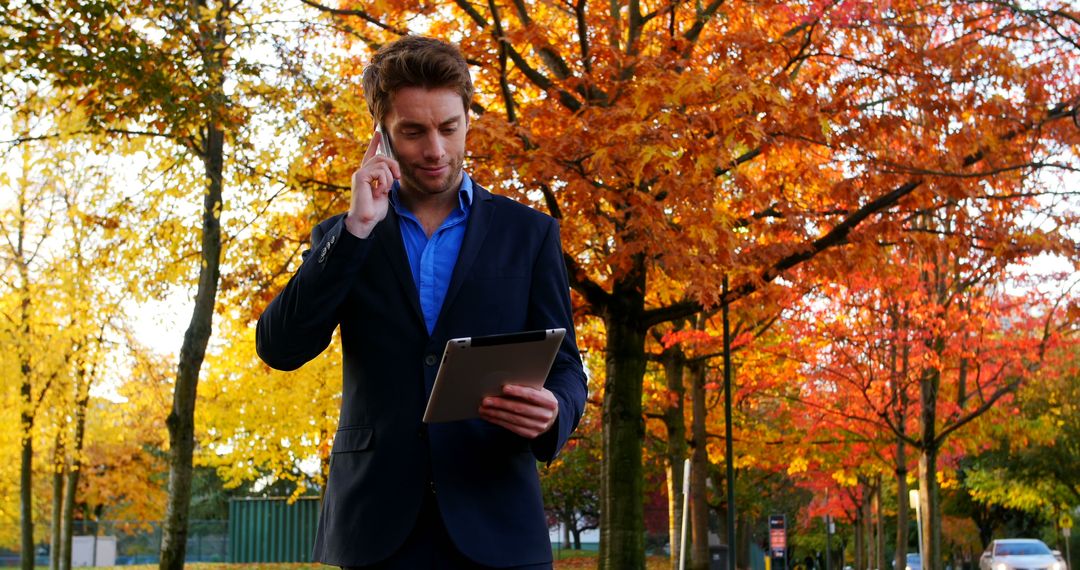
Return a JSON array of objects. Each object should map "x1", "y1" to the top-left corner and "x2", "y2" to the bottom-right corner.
[{"x1": 255, "y1": 183, "x2": 588, "y2": 567}]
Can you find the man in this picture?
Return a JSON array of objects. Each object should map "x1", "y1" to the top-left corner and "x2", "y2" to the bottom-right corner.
[{"x1": 256, "y1": 35, "x2": 587, "y2": 569}]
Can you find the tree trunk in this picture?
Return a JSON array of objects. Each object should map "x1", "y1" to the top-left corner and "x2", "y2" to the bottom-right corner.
[
  {"x1": 876, "y1": 479, "x2": 886, "y2": 570},
  {"x1": 918, "y1": 352, "x2": 942, "y2": 570},
  {"x1": 689, "y1": 360, "x2": 709, "y2": 570},
  {"x1": 19, "y1": 287, "x2": 34, "y2": 570},
  {"x1": 573, "y1": 527, "x2": 582, "y2": 550},
  {"x1": 894, "y1": 314, "x2": 910, "y2": 570},
  {"x1": 662, "y1": 347, "x2": 688, "y2": 570},
  {"x1": 20, "y1": 415, "x2": 33, "y2": 570},
  {"x1": 60, "y1": 358, "x2": 90, "y2": 570},
  {"x1": 918, "y1": 446, "x2": 941, "y2": 570},
  {"x1": 17, "y1": 192, "x2": 35, "y2": 569},
  {"x1": 51, "y1": 435, "x2": 63, "y2": 570},
  {"x1": 599, "y1": 267, "x2": 647, "y2": 570},
  {"x1": 895, "y1": 441, "x2": 910, "y2": 569},
  {"x1": 854, "y1": 486, "x2": 865, "y2": 570},
  {"x1": 971, "y1": 503, "x2": 994, "y2": 549},
  {"x1": 159, "y1": 122, "x2": 225, "y2": 570},
  {"x1": 863, "y1": 486, "x2": 873, "y2": 570},
  {"x1": 737, "y1": 513, "x2": 751, "y2": 570}
]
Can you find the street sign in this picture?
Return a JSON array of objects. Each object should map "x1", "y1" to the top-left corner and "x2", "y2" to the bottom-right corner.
[
  {"x1": 1061, "y1": 514, "x2": 1073, "y2": 530},
  {"x1": 769, "y1": 514, "x2": 787, "y2": 558}
]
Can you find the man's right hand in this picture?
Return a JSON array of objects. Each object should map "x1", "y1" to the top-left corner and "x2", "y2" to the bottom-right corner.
[{"x1": 344, "y1": 130, "x2": 400, "y2": 238}]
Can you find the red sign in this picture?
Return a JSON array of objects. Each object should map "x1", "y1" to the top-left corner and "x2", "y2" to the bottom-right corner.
[{"x1": 769, "y1": 515, "x2": 786, "y2": 557}]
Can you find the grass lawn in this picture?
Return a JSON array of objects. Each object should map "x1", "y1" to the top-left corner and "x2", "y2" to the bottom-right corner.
[
  {"x1": 553, "y1": 550, "x2": 671, "y2": 569},
  {"x1": 97, "y1": 556, "x2": 672, "y2": 569}
]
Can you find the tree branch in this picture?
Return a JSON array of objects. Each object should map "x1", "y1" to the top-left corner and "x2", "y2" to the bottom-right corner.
[
  {"x1": 509, "y1": 0, "x2": 574, "y2": 80},
  {"x1": 642, "y1": 300, "x2": 704, "y2": 329},
  {"x1": 680, "y1": 0, "x2": 727, "y2": 58},
  {"x1": 564, "y1": 252, "x2": 611, "y2": 312},
  {"x1": 714, "y1": 146, "x2": 762, "y2": 177},
  {"x1": 575, "y1": 0, "x2": 592, "y2": 75},
  {"x1": 722, "y1": 180, "x2": 925, "y2": 306},
  {"x1": 488, "y1": 0, "x2": 518, "y2": 124},
  {"x1": 297, "y1": 0, "x2": 409, "y2": 36}
]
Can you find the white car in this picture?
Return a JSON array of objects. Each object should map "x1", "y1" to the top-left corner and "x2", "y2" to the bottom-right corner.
[{"x1": 980, "y1": 539, "x2": 1066, "y2": 570}]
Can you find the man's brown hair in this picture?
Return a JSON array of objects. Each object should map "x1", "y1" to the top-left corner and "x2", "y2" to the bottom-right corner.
[{"x1": 362, "y1": 36, "x2": 474, "y2": 125}]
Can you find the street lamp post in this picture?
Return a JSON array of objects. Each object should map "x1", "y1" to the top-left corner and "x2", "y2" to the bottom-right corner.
[
  {"x1": 1062, "y1": 525, "x2": 1071, "y2": 570},
  {"x1": 910, "y1": 490, "x2": 924, "y2": 570}
]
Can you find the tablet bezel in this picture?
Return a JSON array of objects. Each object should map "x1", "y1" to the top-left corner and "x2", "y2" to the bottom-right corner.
[{"x1": 422, "y1": 328, "x2": 566, "y2": 423}]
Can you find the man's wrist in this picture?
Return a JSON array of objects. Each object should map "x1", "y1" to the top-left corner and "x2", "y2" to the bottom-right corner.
[{"x1": 344, "y1": 213, "x2": 377, "y2": 238}]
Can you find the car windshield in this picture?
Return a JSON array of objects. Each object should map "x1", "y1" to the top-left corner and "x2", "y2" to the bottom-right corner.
[{"x1": 994, "y1": 543, "x2": 1052, "y2": 556}]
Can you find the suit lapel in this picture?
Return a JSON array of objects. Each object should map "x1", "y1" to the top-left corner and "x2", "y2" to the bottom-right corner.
[
  {"x1": 374, "y1": 208, "x2": 425, "y2": 328},
  {"x1": 434, "y1": 184, "x2": 494, "y2": 335}
]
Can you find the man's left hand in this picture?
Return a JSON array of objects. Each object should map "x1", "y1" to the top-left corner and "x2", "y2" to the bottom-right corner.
[{"x1": 479, "y1": 385, "x2": 559, "y2": 439}]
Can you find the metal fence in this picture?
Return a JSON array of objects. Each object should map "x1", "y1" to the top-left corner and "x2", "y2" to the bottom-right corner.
[
  {"x1": 0, "y1": 519, "x2": 228, "y2": 566},
  {"x1": 228, "y1": 497, "x2": 319, "y2": 563}
]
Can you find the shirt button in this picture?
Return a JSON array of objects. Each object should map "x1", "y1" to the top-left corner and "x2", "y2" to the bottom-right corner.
[{"x1": 424, "y1": 354, "x2": 438, "y2": 367}]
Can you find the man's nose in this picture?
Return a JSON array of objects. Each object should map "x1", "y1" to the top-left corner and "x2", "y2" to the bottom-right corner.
[{"x1": 421, "y1": 132, "x2": 445, "y2": 160}]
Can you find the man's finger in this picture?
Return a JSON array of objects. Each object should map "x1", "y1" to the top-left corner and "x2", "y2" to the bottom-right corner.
[
  {"x1": 361, "y1": 130, "x2": 382, "y2": 166},
  {"x1": 502, "y1": 385, "x2": 556, "y2": 406},
  {"x1": 483, "y1": 395, "x2": 554, "y2": 422}
]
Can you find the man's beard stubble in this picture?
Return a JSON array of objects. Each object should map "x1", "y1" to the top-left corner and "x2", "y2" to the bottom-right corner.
[{"x1": 399, "y1": 154, "x2": 465, "y2": 198}]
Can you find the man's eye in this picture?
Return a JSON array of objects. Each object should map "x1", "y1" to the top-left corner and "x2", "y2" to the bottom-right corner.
[{"x1": 441, "y1": 127, "x2": 458, "y2": 134}]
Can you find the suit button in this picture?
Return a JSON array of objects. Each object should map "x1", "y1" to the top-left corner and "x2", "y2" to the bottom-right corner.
[{"x1": 424, "y1": 354, "x2": 438, "y2": 366}]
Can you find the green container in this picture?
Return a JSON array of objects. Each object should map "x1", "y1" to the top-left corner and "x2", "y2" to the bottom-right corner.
[{"x1": 228, "y1": 496, "x2": 320, "y2": 562}]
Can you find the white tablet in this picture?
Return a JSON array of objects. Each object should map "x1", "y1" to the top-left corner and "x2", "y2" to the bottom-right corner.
[{"x1": 422, "y1": 328, "x2": 566, "y2": 423}]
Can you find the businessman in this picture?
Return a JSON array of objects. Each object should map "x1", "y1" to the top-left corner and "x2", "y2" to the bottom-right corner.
[{"x1": 256, "y1": 35, "x2": 587, "y2": 569}]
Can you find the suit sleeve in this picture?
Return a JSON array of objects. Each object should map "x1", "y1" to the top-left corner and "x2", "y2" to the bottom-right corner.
[
  {"x1": 527, "y1": 218, "x2": 588, "y2": 463},
  {"x1": 256, "y1": 214, "x2": 374, "y2": 371}
]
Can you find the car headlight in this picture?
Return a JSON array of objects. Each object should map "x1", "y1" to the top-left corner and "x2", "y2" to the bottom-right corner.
[
  {"x1": 1051, "y1": 562, "x2": 1062, "y2": 570},
  {"x1": 995, "y1": 562, "x2": 1008, "y2": 570}
]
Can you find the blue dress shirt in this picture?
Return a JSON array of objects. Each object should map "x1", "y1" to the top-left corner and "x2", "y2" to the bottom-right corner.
[{"x1": 390, "y1": 173, "x2": 474, "y2": 335}]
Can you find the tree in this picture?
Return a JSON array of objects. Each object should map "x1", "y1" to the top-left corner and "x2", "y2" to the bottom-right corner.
[
  {"x1": 782, "y1": 228, "x2": 1074, "y2": 570},
  {"x1": 52, "y1": 155, "x2": 134, "y2": 570},
  {"x1": 299, "y1": 2, "x2": 1080, "y2": 566},
  {"x1": 2, "y1": 2, "x2": 324, "y2": 566},
  {"x1": 961, "y1": 338, "x2": 1080, "y2": 529},
  {"x1": 0, "y1": 114, "x2": 77, "y2": 569},
  {"x1": 0, "y1": 107, "x2": 176, "y2": 562},
  {"x1": 542, "y1": 432, "x2": 601, "y2": 550},
  {"x1": 196, "y1": 318, "x2": 342, "y2": 498},
  {"x1": 75, "y1": 352, "x2": 172, "y2": 526}
]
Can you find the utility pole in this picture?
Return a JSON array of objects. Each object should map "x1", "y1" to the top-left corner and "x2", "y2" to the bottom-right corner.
[{"x1": 723, "y1": 276, "x2": 736, "y2": 570}]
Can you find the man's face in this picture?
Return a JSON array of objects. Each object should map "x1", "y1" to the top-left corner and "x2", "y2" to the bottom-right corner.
[{"x1": 382, "y1": 86, "x2": 468, "y2": 198}]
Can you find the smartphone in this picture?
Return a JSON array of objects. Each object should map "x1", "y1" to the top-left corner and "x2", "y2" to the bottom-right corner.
[{"x1": 375, "y1": 124, "x2": 395, "y2": 160}]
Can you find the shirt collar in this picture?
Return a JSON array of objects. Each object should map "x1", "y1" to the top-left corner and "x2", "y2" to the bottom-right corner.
[{"x1": 390, "y1": 171, "x2": 473, "y2": 215}]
